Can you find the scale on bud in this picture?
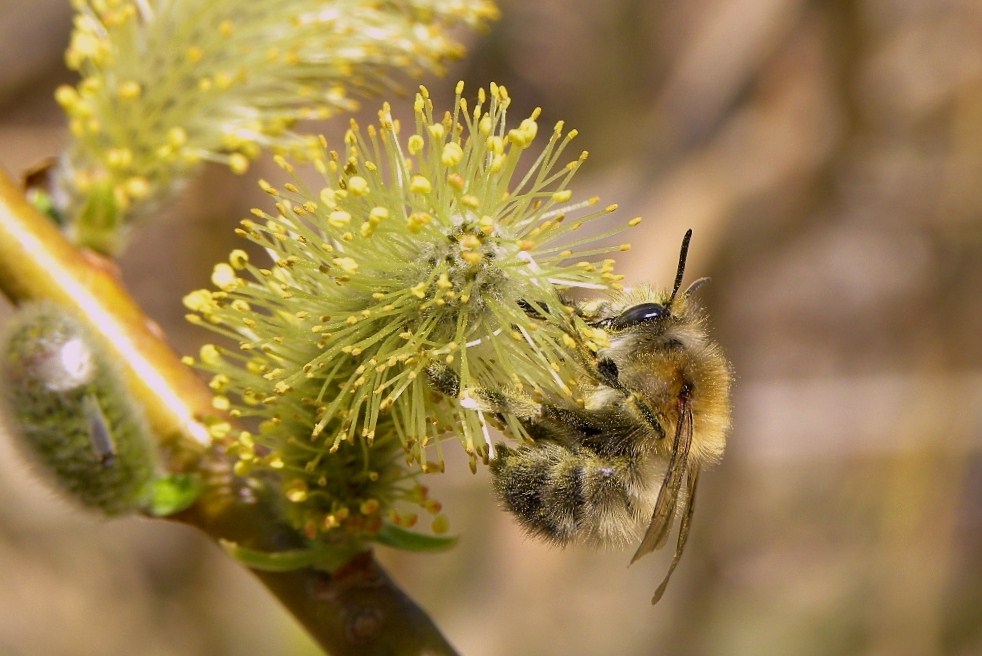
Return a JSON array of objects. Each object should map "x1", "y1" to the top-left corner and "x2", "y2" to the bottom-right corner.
[{"x1": 0, "y1": 302, "x2": 198, "y2": 516}]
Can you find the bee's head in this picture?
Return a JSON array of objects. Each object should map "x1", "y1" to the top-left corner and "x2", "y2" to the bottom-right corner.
[
  {"x1": 587, "y1": 230, "x2": 717, "y2": 413},
  {"x1": 592, "y1": 229, "x2": 708, "y2": 332}
]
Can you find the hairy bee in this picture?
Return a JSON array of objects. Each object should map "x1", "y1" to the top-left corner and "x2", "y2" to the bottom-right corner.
[{"x1": 437, "y1": 230, "x2": 732, "y2": 603}]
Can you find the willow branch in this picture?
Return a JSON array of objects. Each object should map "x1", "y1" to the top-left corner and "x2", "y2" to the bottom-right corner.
[
  {"x1": 0, "y1": 168, "x2": 213, "y2": 465},
  {"x1": 0, "y1": 165, "x2": 457, "y2": 655}
]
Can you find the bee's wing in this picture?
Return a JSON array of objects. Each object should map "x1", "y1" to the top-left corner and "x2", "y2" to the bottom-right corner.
[
  {"x1": 630, "y1": 396, "x2": 694, "y2": 563},
  {"x1": 651, "y1": 461, "x2": 700, "y2": 604}
]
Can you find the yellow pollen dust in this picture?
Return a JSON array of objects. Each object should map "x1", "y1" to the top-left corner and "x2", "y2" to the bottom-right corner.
[
  {"x1": 229, "y1": 153, "x2": 250, "y2": 175},
  {"x1": 197, "y1": 344, "x2": 221, "y2": 369},
  {"x1": 410, "y1": 175, "x2": 432, "y2": 194},
  {"x1": 106, "y1": 148, "x2": 133, "y2": 169},
  {"x1": 117, "y1": 80, "x2": 142, "y2": 99},
  {"x1": 347, "y1": 176, "x2": 369, "y2": 195},
  {"x1": 486, "y1": 135, "x2": 503, "y2": 154},
  {"x1": 211, "y1": 263, "x2": 239, "y2": 290},
  {"x1": 333, "y1": 257, "x2": 358, "y2": 272},
  {"x1": 407, "y1": 212, "x2": 432, "y2": 233},
  {"x1": 182, "y1": 289, "x2": 213, "y2": 312},
  {"x1": 124, "y1": 177, "x2": 150, "y2": 199},
  {"x1": 328, "y1": 210, "x2": 351, "y2": 227},
  {"x1": 229, "y1": 249, "x2": 249, "y2": 269},
  {"x1": 209, "y1": 422, "x2": 232, "y2": 439},
  {"x1": 428, "y1": 123, "x2": 446, "y2": 141},
  {"x1": 441, "y1": 142, "x2": 463, "y2": 166}
]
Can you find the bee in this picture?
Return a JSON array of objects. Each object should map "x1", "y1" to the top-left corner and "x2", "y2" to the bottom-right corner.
[{"x1": 434, "y1": 230, "x2": 732, "y2": 603}]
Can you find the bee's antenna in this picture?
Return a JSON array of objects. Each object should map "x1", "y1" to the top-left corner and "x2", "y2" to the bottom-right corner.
[{"x1": 669, "y1": 229, "x2": 693, "y2": 306}]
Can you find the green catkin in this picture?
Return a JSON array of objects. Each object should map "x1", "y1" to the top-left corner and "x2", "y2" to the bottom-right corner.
[
  {"x1": 54, "y1": 0, "x2": 498, "y2": 253},
  {"x1": 0, "y1": 302, "x2": 157, "y2": 515}
]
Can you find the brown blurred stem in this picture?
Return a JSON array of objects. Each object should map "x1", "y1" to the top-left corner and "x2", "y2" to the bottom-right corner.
[{"x1": 0, "y1": 166, "x2": 457, "y2": 656}]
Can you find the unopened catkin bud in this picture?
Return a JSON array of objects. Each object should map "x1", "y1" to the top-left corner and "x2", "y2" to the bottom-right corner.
[{"x1": 0, "y1": 303, "x2": 157, "y2": 515}]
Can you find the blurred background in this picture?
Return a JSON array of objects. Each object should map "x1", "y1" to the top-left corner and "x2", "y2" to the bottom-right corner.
[{"x1": 1, "y1": 0, "x2": 981, "y2": 654}]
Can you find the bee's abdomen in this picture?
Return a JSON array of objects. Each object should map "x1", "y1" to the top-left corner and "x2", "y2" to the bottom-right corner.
[{"x1": 491, "y1": 442, "x2": 644, "y2": 546}]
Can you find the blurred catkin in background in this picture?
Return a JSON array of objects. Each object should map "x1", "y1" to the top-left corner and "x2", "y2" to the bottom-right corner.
[{"x1": 1, "y1": 1, "x2": 981, "y2": 655}]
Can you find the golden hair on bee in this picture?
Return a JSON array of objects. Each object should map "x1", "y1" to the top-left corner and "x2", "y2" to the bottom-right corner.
[{"x1": 485, "y1": 229, "x2": 733, "y2": 604}]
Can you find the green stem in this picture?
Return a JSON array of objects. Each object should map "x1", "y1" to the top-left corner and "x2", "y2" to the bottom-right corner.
[{"x1": 0, "y1": 165, "x2": 457, "y2": 656}]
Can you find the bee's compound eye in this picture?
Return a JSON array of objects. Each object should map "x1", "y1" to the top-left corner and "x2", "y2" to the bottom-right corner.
[{"x1": 607, "y1": 303, "x2": 668, "y2": 330}]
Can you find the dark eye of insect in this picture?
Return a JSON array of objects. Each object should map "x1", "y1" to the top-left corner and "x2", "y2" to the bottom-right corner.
[{"x1": 603, "y1": 303, "x2": 668, "y2": 330}]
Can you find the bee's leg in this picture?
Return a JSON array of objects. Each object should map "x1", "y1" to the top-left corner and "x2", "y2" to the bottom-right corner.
[
  {"x1": 426, "y1": 361, "x2": 600, "y2": 455},
  {"x1": 516, "y1": 298, "x2": 550, "y2": 319},
  {"x1": 425, "y1": 361, "x2": 542, "y2": 422},
  {"x1": 539, "y1": 404, "x2": 603, "y2": 437},
  {"x1": 595, "y1": 357, "x2": 621, "y2": 388},
  {"x1": 595, "y1": 358, "x2": 665, "y2": 438},
  {"x1": 517, "y1": 291, "x2": 575, "y2": 321}
]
